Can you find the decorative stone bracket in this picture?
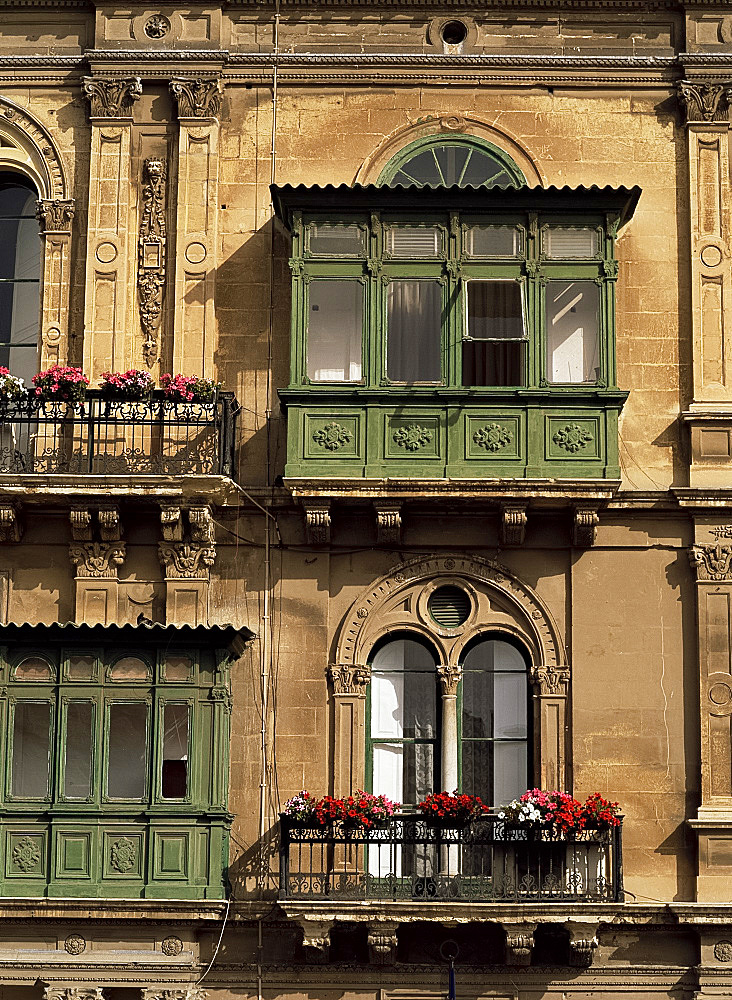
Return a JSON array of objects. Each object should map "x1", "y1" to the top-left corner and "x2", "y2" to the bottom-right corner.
[
  {"x1": 573, "y1": 505, "x2": 599, "y2": 547},
  {"x1": 170, "y1": 78, "x2": 223, "y2": 121},
  {"x1": 368, "y1": 923, "x2": 399, "y2": 965},
  {"x1": 68, "y1": 506, "x2": 125, "y2": 625},
  {"x1": 303, "y1": 501, "x2": 331, "y2": 545},
  {"x1": 158, "y1": 504, "x2": 216, "y2": 625},
  {"x1": 83, "y1": 76, "x2": 142, "y2": 119},
  {"x1": 505, "y1": 926, "x2": 536, "y2": 965},
  {"x1": 328, "y1": 662, "x2": 371, "y2": 697},
  {"x1": 374, "y1": 501, "x2": 402, "y2": 545},
  {"x1": 500, "y1": 503, "x2": 527, "y2": 546},
  {"x1": 300, "y1": 918, "x2": 331, "y2": 964},
  {"x1": 45, "y1": 990, "x2": 106, "y2": 1000},
  {"x1": 0, "y1": 503, "x2": 22, "y2": 542},
  {"x1": 677, "y1": 80, "x2": 732, "y2": 125}
]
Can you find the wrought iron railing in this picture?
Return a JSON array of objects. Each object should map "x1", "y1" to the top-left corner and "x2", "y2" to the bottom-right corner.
[
  {"x1": 280, "y1": 813, "x2": 623, "y2": 903},
  {"x1": 0, "y1": 390, "x2": 239, "y2": 477}
]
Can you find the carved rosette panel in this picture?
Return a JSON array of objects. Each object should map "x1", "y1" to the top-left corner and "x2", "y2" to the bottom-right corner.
[
  {"x1": 170, "y1": 79, "x2": 223, "y2": 120},
  {"x1": 138, "y1": 157, "x2": 167, "y2": 366},
  {"x1": 328, "y1": 662, "x2": 371, "y2": 697},
  {"x1": 83, "y1": 77, "x2": 142, "y2": 118}
]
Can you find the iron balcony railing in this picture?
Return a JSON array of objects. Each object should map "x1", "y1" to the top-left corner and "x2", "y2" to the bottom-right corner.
[
  {"x1": 0, "y1": 390, "x2": 240, "y2": 478},
  {"x1": 280, "y1": 813, "x2": 623, "y2": 903}
]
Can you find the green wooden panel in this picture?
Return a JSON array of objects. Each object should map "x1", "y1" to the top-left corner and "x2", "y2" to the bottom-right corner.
[
  {"x1": 154, "y1": 831, "x2": 189, "y2": 879},
  {"x1": 384, "y1": 414, "x2": 442, "y2": 461},
  {"x1": 545, "y1": 415, "x2": 602, "y2": 462},
  {"x1": 56, "y1": 832, "x2": 91, "y2": 878},
  {"x1": 464, "y1": 414, "x2": 523, "y2": 461},
  {"x1": 103, "y1": 831, "x2": 144, "y2": 879},
  {"x1": 305, "y1": 412, "x2": 363, "y2": 460},
  {"x1": 6, "y1": 832, "x2": 45, "y2": 878}
]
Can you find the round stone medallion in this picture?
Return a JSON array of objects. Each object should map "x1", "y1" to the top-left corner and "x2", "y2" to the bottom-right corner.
[
  {"x1": 701, "y1": 244, "x2": 723, "y2": 269},
  {"x1": 185, "y1": 241, "x2": 207, "y2": 265},
  {"x1": 95, "y1": 241, "x2": 118, "y2": 264},
  {"x1": 714, "y1": 939, "x2": 732, "y2": 962},
  {"x1": 709, "y1": 682, "x2": 732, "y2": 707},
  {"x1": 64, "y1": 933, "x2": 86, "y2": 955},
  {"x1": 161, "y1": 934, "x2": 184, "y2": 956},
  {"x1": 144, "y1": 14, "x2": 171, "y2": 39}
]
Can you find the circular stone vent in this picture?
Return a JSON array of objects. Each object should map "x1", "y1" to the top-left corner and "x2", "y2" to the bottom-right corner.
[
  {"x1": 428, "y1": 585, "x2": 471, "y2": 628},
  {"x1": 441, "y1": 20, "x2": 468, "y2": 45}
]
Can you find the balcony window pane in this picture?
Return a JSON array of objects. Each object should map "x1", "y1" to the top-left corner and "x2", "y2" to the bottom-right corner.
[
  {"x1": 0, "y1": 184, "x2": 41, "y2": 388},
  {"x1": 543, "y1": 226, "x2": 598, "y2": 258},
  {"x1": 109, "y1": 656, "x2": 150, "y2": 682},
  {"x1": 387, "y1": 279, "x2": 442, "y2": 382},
  {"x1": 64, "y1": 702, "x2": 93, "y2": 798},
  {"x1": 309, "y1": 223, "x2": 364, "y2": 256},
  {"x1": 107, "y1": 702, "x2": 147, "y2": 798},
  {"x1": 12, "y1": 701, "x2": 51, "y2": 797},
  {"x1": 546, "y1": 279, "x2": 600, "y2": 384},
  {"x1": 67, "y1": 654, "x2": 95, "y2": 680},
  {"x1": 162, "y1": 702, "x2": 189, "y2": 799},
  {"x1": 307, "y1": 279, "x2": 362, "y2": 382},
  {"x1": 467, "y1": 225, "x2": 523, "y2": 257},
  {"x1": 463, "y1": 280, "x2": 525, "y2": 387},
  {"x1": 386, "y1": 226, "x2": 441, "y2": 258},
  {"x1": 14, "y1": 656, "x2": 53, "y2": 681},
  {"x1": 493, "y1": 741, "x2": 527, "y2": 806}
]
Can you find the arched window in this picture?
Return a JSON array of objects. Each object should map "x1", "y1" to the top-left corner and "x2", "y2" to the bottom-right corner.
[
  {"x1": 460, "y1": 637, "x2": 530, "y2": 805},
  {"x1": 368, "y1": 636, "x2": 439, "y2": 805},
  {"x1": 0, "y1": 175, "x2": 41, "y2": 386},
  {"x1": 378, "y1": 136, "x2": 526, "y2": 188}
]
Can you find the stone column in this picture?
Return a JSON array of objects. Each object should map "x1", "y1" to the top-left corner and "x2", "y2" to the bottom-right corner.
[
  {"x1": 158, "y1": 504, "x2": 216, "y2": 625},
  {"x1": 677, "y1": 80, "x2": 732, "y2": 484},
  {"x1": 530, "y1": 662, "x2": 570, "y2": 791},
  {"x1": 35, "y1": 198, "x2": 75, "y2": 367},
  {"x1": 689, "y1": 522, "x2": 732, "y2": 900},
  {"x1": 82, "y1": 77, "x2": 141, "y2": 379},
  {"x1": 437, "y1": 663, "x2": 460, "y2": 792},
  {"x1": 328, "y1": 663, "x2": 370, "y2": 797},
  {"x1": 169, "y1": 78, "x2": 223, "y2": 377}
]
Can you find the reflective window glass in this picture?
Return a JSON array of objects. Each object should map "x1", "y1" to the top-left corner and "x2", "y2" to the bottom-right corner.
[
  {"x1": 12, "y1": 701, "x2": 51, "y2": 797},
  {"x1": 64, "y1": 701, "x2": 93, "y2": 798},
  {"x1": 307, "y1": 279, "x2": 363, "y2": 383},
  {"x1": 162, "y1": 702, "x2": 189, "y2": 798},
  {"x1": 546, "y1": 280, "x2": 600, "y2": 384},
  {"x1": 463, "y1": 280, "x2": 525, "y2": 387},
  {"x1": 387, "y1": 279, "x2": 442, "y2": 382},
  {"x1": 0, "y1": 180, "x2": 40, "y2": 387},
  {"x1": 107, "y1": 702, "x2": 147, "y2": 798}
]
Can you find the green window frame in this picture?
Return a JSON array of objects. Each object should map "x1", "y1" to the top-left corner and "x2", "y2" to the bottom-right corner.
[
  {"x1": 288, "y1": 210, "x2": 618, "y2": 394},
  {"x1": 376, "y1": 135, "x2": 527, "y2": 188}
]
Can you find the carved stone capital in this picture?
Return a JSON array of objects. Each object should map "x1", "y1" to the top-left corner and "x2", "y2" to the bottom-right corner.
[
  {"x1": 367, "y1": 924, "x2": 398, "y2": 965},
  {"x1": 328, "y1": 662, "x2": 371, "y2": 697},
  {"x1": 170, "y1": 78, "x2": 223, "y2": 120},
  {"x1": 304, "y1": 502, "x2": 331, "y2": 545},
  {"x1": 573, "y1": 506, "x2": 599, "y2": 547},
  {"x1": 531, "y1": 663, "x2": 570, "y2": 696},
  {"x1": 0, "y1": 503, "x2": 22, "y2": 542},
  {"x1": 45, "y1": 990, "x2": 106, "y2": 1000},
  {"x1": 98, "y1": 506, "x2": 121, "y2": 542},
  {"x1": 70, "y1": 542, "x2": 126, "y2": 579},
  {"x1": 70, "y1": 506, "x2": 93, "y2": 541},
  {"x1": 505, "y1": 929, "x2": 535, "y2": 966},
  {"x1": 189, "y1": 505, "x2": 214, "y2": 543},
  {"x1": 690, "y1": 543, "x2": 732, "y2": 581},
  {"x1": 677, "y1": 80, "x2": 732, "y2": 124},
  {"x1": 500, "y1": 503, "x2": 527, "y2": 546},
  {"x1": 160, "y1": 505, "x2": 183, "y2": 542},
  {"x1": 437, "y1": 662, "x2": 461, "y2": 696},
  {"x1": 300, "y1": 918, "x2": 331, "y2": 964},
  {"x1": 36, "y1": 198, "x2": 74, "y2": 235},
  {"x1": 159, "y1": 541, "x2": 216, "y2": 579},
  {"x1": 142, "y1": 991, "x2": 206, "y2": 1000},
  {"x1": 374, "y1": 501, "x2": 402, "y2": 545},
  {"x1": 83, "y1": 76, "x2": 142, "y2": 118}
]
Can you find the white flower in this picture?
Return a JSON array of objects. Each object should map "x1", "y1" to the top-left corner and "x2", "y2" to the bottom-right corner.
[{"x1": 497, "y1": 811, "x2": 505, "y2": 819}]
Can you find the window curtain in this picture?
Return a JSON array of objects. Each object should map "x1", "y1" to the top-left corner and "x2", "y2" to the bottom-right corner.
[{"x1": 387, "y1": 280, "x2": 441, "y2": 382}]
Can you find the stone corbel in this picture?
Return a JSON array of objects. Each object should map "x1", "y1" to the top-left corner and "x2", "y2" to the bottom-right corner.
[
  {"x1": 83, "y1": 76, "x2": 142, "y2": 119},
  {"x1": 690, "y1": 542, "x2": 732, "y2": 581},
  {"x1": 504, "y1": 926, "x2": 536, "y2": 966},
  {"x1": 367, "y1": 923, "x2": 399, "y2": 965},
  {"x1": 69, "y1": 542, "x2": 126, "y2": 579},
  {"x1": 303, "y1": 502, "x2": 331, "y2": 545},
  {"x1": 568, "y1": 927, "x2": 599, "y2": 967},
  {"x1": 530, "y1": 662, "x2": 570, "y2": 696},
  {"x1": 573, "y1": 506, "x2": 599, "y2": 547},
  {"x1": 0, "y1": 503, "x2": 22, "y2": 542},
  {"x1": 170, "y1": 78, "x2": 223, "y2": 121},
  {"x1": 374, "y1": 501, "x2": 402, "y2": 545},
  {"x1": 189, "y1": 504, "x2": 214, "y2": 543},
  {"x1": 158, "y1": 542, "x2": 216, "y2": 580},
  {"x1": 158, "y1": 506, "x2": 216, "y2": 626},
  {"x1": 70, "y1": 506, "x2": 93, "y2": 541},
  {"x1": 328, "y1": 662, "x2": 371, "y2": 697},
  {"x1": 299, "y1": 917, "x2": 332, "y2": 964},
  {"x1": 45, "y1": 990, "x2": 106, "y2": 1000},
  {"x1": 160, "y1": 505, "x2": 183, "y2": 541},
  {"x1": 98, "y1": 507, "x2": 121, "y2": 542},
  {"x1": 500, "y1": 503, "x2": 528, "y2": 546}
]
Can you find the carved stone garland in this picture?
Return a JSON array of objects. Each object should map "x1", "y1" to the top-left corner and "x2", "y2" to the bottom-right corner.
[{"x1": 138, "y1": 157, "x2": 167, "y2": 367}]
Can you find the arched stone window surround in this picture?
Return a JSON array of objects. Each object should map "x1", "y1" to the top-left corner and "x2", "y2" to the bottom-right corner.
[
  {"x1": 0, "y1": 97, "x2": 74, "y2": 370},
  {"x1": 329, "y1": 553, "x2": 568, "y2": 799},
  {"x1": 354, "y1": 116, "x2": 546, "y2": 188}
]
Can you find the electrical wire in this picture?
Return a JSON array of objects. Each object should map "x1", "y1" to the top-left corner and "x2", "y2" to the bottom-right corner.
[{"x1": 194, "y1": 896, "x2": 231, "y2": 986}]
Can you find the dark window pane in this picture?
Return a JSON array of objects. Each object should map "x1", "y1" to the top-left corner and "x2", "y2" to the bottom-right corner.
[
  {"x1": 546, "y1": 280, "x2": 600, "y2": 383},
  {"x1": 386, "y1": 144, "x2": 516, "y2": 189},
  {"x1": 467, "y1": 226, "x2": 523, "y2": 257},
  {"x1": 162, "y1": 702, "x2": 189, "y2": 798},
  {"x1": 463, "y1": 281, "x2": 525, "y2": 387},
  {"x1": 64, "y1": 702, "x2": 93, "y2": 798},
  {"x1": 387, "y1": 279, "x2": 441, "y2": 382},
  {"x1": 107, "y1": 703, "x2": 147, "y2": 798},
  {"x1": 0, "y1": 186, "x2": 40, "y2": 384},
  {"x1": 307, "y1": 280, "x2": 362, "y2": 382},
  {"x1": 12, "y1": 702, "x2": 51, "y2": 797}
]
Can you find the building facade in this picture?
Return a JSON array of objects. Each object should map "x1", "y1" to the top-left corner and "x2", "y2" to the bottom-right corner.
[{"x1": 0, "y1": 1, "x2": 730, "y2": 998}]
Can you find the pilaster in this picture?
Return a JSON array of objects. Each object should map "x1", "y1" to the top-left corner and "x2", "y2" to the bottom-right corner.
[
  {"x1": 82, "y1": 77, "x2": 141, "y2": 379},
  {"x1": 677, "y1": 80, "x2": 732, "y2": 485},
  {"x1": 158, "y1": 504, "x2": 216, "y2": 625},
  {"x1": 328, "y1": 663, "x2": 370, "y2": 797},
  {"x1": 35, "y1": 198, "x2": 75, "y2": 367},
  {"x1": 68, "y1": 506, "x2": 125, "y2": 625},
  {"x1": 169, "y1": 78, "x2": 223, "y2": 377},
  {"x1": 531, "y1": 662, "x2": 570, "y2": 790},
  {"x1": 689, "y1": 518, "x2": 732, "y2": 900}
]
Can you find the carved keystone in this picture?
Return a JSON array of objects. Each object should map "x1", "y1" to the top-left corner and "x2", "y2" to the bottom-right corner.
[{"x1": 368, "y1": 923, "x2": 398, "y2": 965}]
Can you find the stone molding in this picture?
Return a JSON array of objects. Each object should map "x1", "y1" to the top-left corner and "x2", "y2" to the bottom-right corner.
[
  {"x1": 328, "y1": 662, "x2": 371, "y2": 696},
  {"x1": 45, "y1": 990, "x2": 105, "y2": 1000},
  {"x1": 506, "y1": 930, "x2": 535, "y2": 965},
  {"x1": 138, "y1": 156, "x2": 167, "y2": 366},
  {"x1": 142, "y1": 991, "x2": 206, "y2": 1000},
  {"x1": 677, "y1": 79, "x2": 732, "y2": 124},
  {"x1": 70, "y1": 506, "x2": 122, "y2": 543},
  {"x1": 367, "y1": 925, "x2": 398, "y2": 965},
  {"x1": 36, "y1": 198, "x2": 74, "y2": 235},
  {"x1": 69, "y1": 542, "x2": 126, "y2": 579},
  {"x1": 690, "y1": 543, "x2": 732, "y2": 581},
  {"x1": 83, "y1": 76, "x2": 142, "y2": 118},
  {"x1": 299, "y1": 918, "x2": 331, "y2": 964},
  {"x1": 0, "y1": 504, "x2": 22, "y2": 542},
  {"x1": 170, "y1": 78, "x2": 223, "y2": 119},
  {"x1": 569, "y1": 935, "x2": 599, "y2": 967}
]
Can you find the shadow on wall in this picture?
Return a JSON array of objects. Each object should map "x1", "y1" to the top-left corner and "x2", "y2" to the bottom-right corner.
[{"x1": 227, "y1": 820, "x2": 281, "y2": 899}]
